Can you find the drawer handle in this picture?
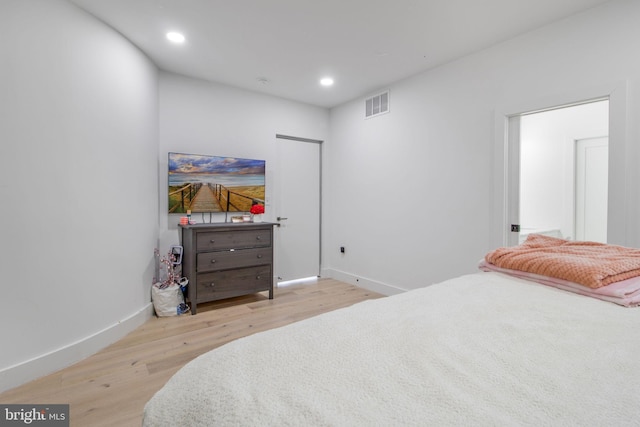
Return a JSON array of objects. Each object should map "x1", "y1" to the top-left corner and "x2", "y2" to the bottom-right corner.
[
  {"x1": 208, "y1": 283, "x2": 215, "y2": 287},
  {"x1": 256, "y1": 276, "x2": 261, "y2": 280},
  {"x1": 210, "y1": 259, "x2": 217, "y2": 263},
  {"x1": 256, "y1": 236, "x2": 261, "y2": 240},
  {"x1": 210, "y1": 240, "x2": 215, "y2": 243},
  {"x1": 257, "y1": 254, "x2": 263, "y2": 258}
]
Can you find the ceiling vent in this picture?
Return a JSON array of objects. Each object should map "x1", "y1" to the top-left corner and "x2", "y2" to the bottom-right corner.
[{"x1": 365, "y1": 91, "x2": 389, "y2": 118}]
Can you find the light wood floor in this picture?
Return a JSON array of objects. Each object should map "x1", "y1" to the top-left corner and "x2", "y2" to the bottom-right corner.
[{"x1": 0, "y1": 278, "x2": 383, "y2": 426}]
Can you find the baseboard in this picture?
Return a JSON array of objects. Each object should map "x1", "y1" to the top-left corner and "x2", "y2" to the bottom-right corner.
[
  {"x1": 322, "y1": 268, "x2": 406, "y2": 296},
  {"x1": 0, "y1": 303, "x2": 154, "y2": 394}
]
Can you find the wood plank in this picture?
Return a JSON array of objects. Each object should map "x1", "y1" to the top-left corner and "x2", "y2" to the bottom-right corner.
[{"x1": 0, "y1": 278, "x2": 383, "y2": 427}]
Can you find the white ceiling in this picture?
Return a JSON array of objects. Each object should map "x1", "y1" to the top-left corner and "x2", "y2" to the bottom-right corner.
[{"x1": 68, "y1": 0, "x2": 610, "y2": 108}]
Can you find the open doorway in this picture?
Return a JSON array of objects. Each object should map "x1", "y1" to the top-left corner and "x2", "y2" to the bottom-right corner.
[{"x1": 515, "y1": 99, "x2": 609, "y2": 244}]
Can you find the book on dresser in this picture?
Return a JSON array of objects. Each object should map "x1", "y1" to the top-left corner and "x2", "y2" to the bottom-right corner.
[{"x1": 180, "y1": 222, "x2": 275, "y2": 314}]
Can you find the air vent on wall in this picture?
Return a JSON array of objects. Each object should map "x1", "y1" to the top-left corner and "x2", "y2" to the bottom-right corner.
[{"x1": 365, "y1": 91, "x2": 389, "y2": 118}]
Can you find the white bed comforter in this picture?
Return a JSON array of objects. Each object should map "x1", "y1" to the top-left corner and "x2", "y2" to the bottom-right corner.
[{"x1": 143, "y1": 273, "x2": 640, "y2": 426}]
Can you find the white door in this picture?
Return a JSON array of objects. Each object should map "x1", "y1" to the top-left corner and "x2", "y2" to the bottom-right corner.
[
  {"x1": 575, "y1": 137, "x2": 608, "y2": 242},
  {"x1": 275, "y1": 135, "x2": 321, "y2": 282}
]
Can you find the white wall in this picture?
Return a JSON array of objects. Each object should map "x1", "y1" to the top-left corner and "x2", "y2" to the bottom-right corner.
[
  {"x1": 0, "y1": 0, "x2": 159, "y2": 392},
  {"x1": 324, "y1": 0, "x2": 640, "y2": 294},
  {"x1": 158, "y1": 72, "x2": 329, "y2": 251}
]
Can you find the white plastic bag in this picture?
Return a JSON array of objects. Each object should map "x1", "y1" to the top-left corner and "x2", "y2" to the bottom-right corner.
[{"x1": 151, "y1": 282, "x2": 187, "y2": 317}]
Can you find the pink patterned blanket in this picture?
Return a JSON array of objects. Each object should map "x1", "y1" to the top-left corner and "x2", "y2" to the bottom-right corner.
[{"x1": 484, "y1": 234, "x2": 640, "y2": 289}]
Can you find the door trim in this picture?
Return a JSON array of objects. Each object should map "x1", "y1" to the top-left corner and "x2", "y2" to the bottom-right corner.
[{"x1": 276, "y1": 134, "x2": 323, "y2": 144}]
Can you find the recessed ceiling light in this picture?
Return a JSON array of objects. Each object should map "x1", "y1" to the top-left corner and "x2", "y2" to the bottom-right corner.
[
  {"x1": 320, "y1": 77, "x2": 334, "y2": 87},
  {"x1": 166, "y1": 32, "x2": 185, "y2": 43}
]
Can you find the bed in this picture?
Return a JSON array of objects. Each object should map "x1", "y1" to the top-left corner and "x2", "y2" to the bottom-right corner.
[{"x1": 143, "y1": 235, "x2": 640, "y2": 426}]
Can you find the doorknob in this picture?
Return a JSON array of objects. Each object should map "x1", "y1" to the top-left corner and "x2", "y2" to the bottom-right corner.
[{"x1": 277, "y1": 217, "x2": 288, "y2": 221}]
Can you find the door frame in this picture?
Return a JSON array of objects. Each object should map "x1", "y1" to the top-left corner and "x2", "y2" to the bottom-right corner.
[
  {"x1": 492, "y1": 81, "x2": 628, "y2": 248},
  {"x1": 275, "y1": 134, "x2": 323, "y2": 281}
]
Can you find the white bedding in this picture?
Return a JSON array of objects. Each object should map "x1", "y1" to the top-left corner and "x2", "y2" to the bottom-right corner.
[{"x1": 143, "y1": 272, "x2": 640, "y2": 426}]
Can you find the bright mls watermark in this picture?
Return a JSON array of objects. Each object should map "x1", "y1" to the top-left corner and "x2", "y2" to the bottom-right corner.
[{"x1": 0, "y1": 405, "x2": 69, "y2": 426}]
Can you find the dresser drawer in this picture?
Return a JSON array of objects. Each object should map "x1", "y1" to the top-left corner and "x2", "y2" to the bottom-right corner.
[
  {"x1": 196, "y1": 229, "x2": 271, "y2": 251},
  {"x1": 196, "y1": 265, "x2": 272, "y2": 301},
  {"x1": 197, "y1": 247, "x2": 272, "y2": 272}
]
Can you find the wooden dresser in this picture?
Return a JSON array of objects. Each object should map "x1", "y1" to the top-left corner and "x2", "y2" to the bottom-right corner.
[{"x1": 180, "y1": 222, "x2": 275, "y2": 314}]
